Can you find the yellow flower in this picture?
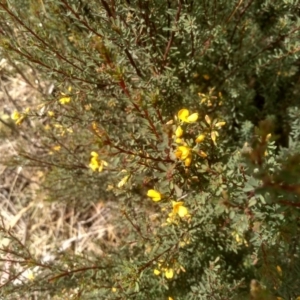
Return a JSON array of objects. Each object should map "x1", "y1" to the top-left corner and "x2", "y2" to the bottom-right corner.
[
  {"x1": 11, "y1": 111, "x2": 20, "y2": 120},
  {"x1": 168, "y1": 297, "x2": 174, "y2": 300},
  {"x1": 175, "y1": 126, "x2": 183, "y2": 138},
  {"x1": 195, "y1": 134, "x2": 205, "y2": 143},
  {"x1": 175, "y1": 138, "x2": 184, "y2": 144},
  {"x1": 59, "y1": 96, "x2": 71, "y2": 105},
  {"x1": 154, "y1": 269, "x2": 161, "y2": 275},
  {"x1": 112, "y1": 287, "x2": 117, "y2": 292},
  {"x1": 48, "y1": 111, "x2": 55, "y2": 117},
  {"x1": 164, "y1": 268, "x2": 174, "y2": 279},
  {"x1": 89, "y1": 151, "x2": 108, "y2": 172},
  {"x1": 59, "y1": 87, "x2": 72, "y2": 104},
  {"x1": 26, "y1": 269, "x2": 35, "y2": 281},
  {"x1": 172, "y1": 201, "x2": 189, "y2": 217},
  {"x1": 147, "y1": 189, "x2": 162, "y2": 202},
  {"x1": 175, "y1": 146, "x2": 191, "y2": 160},
  {"x1": 11, "y1": 110, "x2": 25, "y2": 125},
  {"x1": 178, "y1": 109, "x2": 198, "y2": 123},
  {"x1": 184, "y1": 156, "x2": 192, "y2": 167},
  {"x1": 175, "y1": 146, "x2": 192, "y2": 166},
  {"x1": 52, "y1": 145, "x2": 61, "y2": 151}
]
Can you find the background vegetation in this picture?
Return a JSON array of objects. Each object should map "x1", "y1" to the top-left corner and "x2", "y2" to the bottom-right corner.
[{"x1": 0, "y1": 0, "x2": 300, "y2": 299}]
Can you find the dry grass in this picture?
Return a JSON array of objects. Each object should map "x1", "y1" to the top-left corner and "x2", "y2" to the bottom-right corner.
[{"x1": 0, "y1": 58, "x2": 118, "y2": 297}]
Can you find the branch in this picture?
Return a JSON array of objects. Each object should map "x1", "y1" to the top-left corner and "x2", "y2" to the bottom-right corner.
[{"x1": 163, "y1": 0, "x2": 182, "y2": 64}]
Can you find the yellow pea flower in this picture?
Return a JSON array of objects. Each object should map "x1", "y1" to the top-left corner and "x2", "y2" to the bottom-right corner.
[
  {"x1": 89, "y1": 151, "x2": 108, "y2": 172},
  {"x1": 175, "y1": 126, "x2": 183, "y2": 138},
  {"x1": 11, "y1": 110, "x2": 25, "y2": 125},
  {"x1": 59, "y1": 96, "x2": 71, "y2": 105},
  {"x1": 175, "y1": 138, "x2": 184, "y2": 144},
  {"x1": 178, "y1": 109, "x2": 198, "y2": 123},
  {"x1": 59, "y1": 86, "x2": 72, "y2": 104},
  {"x1": 147, "y1": 189, "x2": 162, "y2": 202},
  {"x1": 52, "y1": 145, "x2": 61, "y2": 151},
  {"x1": 11, "y1": 111, "x2": 20, "y2": 120},
  {"x1": 164, "y1": 268, "x2": 174, "y2": 279},
  {"x1": 154, "y1": 269, "x2": 161, "y2": 275},
  {"x1": 184, "y1": 156, "x2": 192, "y2": 167},
  {"x1": 195, "y1": 134, "x2": 205, "y2": 143},
  {"x1": 172, "y1": 201, "x2": 189, "y2": 217},
  {"x1": 26, "y1": 269, "x2": 35, "y2": 281},
  {"x1": 112, "y1": 287, "x2": 117, "y2": 293},
  {"x1": 175, "y1": 146, "x2": 191, "y2": 160}
]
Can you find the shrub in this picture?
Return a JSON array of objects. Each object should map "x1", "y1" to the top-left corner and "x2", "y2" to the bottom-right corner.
[{"x1": 0, "y1": 0, "x2": 300, "y2": 299}]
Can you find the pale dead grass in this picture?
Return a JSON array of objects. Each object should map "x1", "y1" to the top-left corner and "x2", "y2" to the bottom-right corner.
[{"x1": 0, "y1": 58, "x2": 118, "y2": 297}]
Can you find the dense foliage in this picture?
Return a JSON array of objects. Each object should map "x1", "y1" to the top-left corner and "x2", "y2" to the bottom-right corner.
[{"x1": 1, "y1": 0, "x2": 300, "y2": 299}]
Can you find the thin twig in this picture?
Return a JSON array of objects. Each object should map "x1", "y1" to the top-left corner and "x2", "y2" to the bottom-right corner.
[{"x1": 163, "y1": 0, "x2": 183, "y2": 64}]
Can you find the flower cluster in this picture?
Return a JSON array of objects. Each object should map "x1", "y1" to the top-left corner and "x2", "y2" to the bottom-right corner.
[
  {"x1": 175, "y1": 145, "x2": 192, "y2": 167},
  {"x1": 174, "y1": 109, "x2": 199, "y2": 166},
  {"x1": 167, "y1": 201, "x2": 189, "y2": 223},
  {"x1": 147, "y1": 189, "x2": 189, "y2": 221},
  {"x1": 89, "y1": 151, "x2": 108, "y2": 172},
  {"x1": 153, "y1": 260, "x2": 185, "y2": 281},
  {"x1": 177, "y1": 108, "x2": 198, "y2": 123},
  {"x1": 153, "y1": 264, "x2": 174, "y2": 279},
  {"x1": 174, "y1": 108, "x2": 226, "y2": 166}
]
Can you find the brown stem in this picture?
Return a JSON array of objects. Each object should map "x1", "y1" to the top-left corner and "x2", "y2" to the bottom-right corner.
[
  {"x1": 142, "y1": 108, "x2": 160, "y2": 140},
  {"x1": 8, "y1": 45, "x2": 102, "y2": 86},
  {"x1": 0, "y1": 3, "x2": 84, "y2": 72},
  {"x1": 163, "y1": 0, "x2": 183, "y2": 64},
  {"x1": 138, "y1": 246, "x2": 174, "y2": 273},
  {"x1": 122, "y1": 210, "x2": 150, "y2": 240},
  {"x1": 124, "y1": 49, "x2": 143, "y2": 78},
  {"x1": 109, "y1": 143, "x2": 174, "y2": 163},
  {"x1": 48, "y1": 265, "x2": 106, "y2": 282}
]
